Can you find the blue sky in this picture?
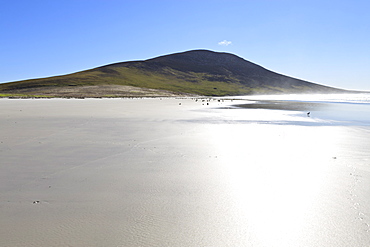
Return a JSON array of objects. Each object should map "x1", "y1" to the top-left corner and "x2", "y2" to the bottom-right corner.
[{"x1": 1, "y1": 0, "x2": 369, "y2": 90}]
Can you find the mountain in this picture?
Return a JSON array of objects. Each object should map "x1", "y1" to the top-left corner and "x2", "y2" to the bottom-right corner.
[{"x1": 0, "y1": 50, "x2": 347, "y2": 97}]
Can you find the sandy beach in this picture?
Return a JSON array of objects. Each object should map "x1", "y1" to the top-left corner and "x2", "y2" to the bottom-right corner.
[{"x1": 1, "y1": 97, "x2": 369, "y2": 246}]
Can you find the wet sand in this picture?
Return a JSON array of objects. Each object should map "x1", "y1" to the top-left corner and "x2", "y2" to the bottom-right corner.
[{"x1": 1, "y1": 98, "x2": 369, "y2": 246}]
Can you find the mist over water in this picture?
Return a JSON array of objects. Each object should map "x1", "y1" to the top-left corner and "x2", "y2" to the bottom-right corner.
[
  {"x1": 232, "y1": 93, "x2": 370, "y2": 126},
  {"x1": 237, "y1": 93, "x2": 370, "y2": 104}
]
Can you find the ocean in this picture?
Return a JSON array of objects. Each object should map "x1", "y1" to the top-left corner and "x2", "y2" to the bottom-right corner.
[{"x1": 231, "y1": 93, "x2": 370, "y2": 126}]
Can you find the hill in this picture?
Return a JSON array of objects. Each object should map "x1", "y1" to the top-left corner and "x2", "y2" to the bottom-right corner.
[{"x1": 0, "y1": 50, "x2": 347, "y2": 97}]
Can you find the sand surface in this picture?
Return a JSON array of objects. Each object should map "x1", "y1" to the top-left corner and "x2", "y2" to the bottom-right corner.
[{"x1": 1, "y1": 98, "x2": 369, "y2": 246}]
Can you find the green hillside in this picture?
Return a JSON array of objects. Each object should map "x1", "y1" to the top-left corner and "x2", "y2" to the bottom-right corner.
[{"x1": 0, "y1": 50, "x2": 347, "y2": 97}]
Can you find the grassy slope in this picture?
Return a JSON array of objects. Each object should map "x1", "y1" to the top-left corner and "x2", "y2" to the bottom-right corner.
[
  {"x1": 0, "y1": 50, "x2": 347, "y2": 97},
  {"x1": 0, "y1": 66, "x2": 258, "y2": 96},
  {"x1": 1, "y1": 66, "x2": 334, "y2": 96}
]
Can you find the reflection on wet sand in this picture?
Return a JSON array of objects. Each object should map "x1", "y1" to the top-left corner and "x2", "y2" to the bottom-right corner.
[{"x1": 234, "y1": 99, "x2": 330, "y2": 111}]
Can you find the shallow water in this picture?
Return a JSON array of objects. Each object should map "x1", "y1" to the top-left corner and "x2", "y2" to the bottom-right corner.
[
  {"x1": 230, "y1": 93, "x2": 370, "y2": 125},
  {"x1": 0, "y1": 97, "x2": 369, "y2": 246}
]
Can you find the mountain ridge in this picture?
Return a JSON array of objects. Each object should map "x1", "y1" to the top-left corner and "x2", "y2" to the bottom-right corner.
[{"x1": 0, "y1": 49, "x2": 348, "y2": 97}]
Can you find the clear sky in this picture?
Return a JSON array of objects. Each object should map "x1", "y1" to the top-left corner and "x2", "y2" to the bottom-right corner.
[{"x1": 1, "y1": 0, "x2": 369, "y2": 90}]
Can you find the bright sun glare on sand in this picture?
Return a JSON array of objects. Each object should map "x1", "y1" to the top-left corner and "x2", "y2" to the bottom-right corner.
[{"x1": 207, "y1": 115, "x2": 346, "y2": 245}]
